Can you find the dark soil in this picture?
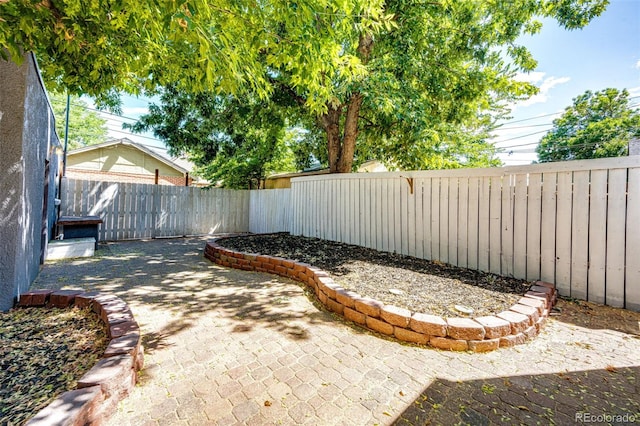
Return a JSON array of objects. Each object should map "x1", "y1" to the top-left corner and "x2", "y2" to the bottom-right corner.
[
  {"x1": 220, "y1": 233, "x2": 532, "y2": 318},
  {"x1": 0, "y1": 307, "x2": 109, "y2": 425}
]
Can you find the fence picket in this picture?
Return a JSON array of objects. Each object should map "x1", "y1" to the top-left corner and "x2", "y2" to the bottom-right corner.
[
  {"x1": 606, "y1": 169, "x2": 627, "y2": 307},
  {"x1": 513, "y1": 174, "x2": 528, "y2": 279},
  {"x1": 526, "y1": 174, "x2": 542, "y2": 281},
  {"x1": 478, "y1": 177, "x2": 490, "y2": 272},
  {"x1": 571, "y1": 171, "x2": 590, "y2": 300},
  {"x1": 555, "y1": 172, "x2": 573, "y2": 295},
  {"x1": 626, "y1": 168, "x2": 640, "y2": 310},
  {"x1": 540, "y1": 173, "x2": 557, "y2": 283},
  {"x1": 489, "y1": 176, "x2": 502, "y2": 275},
  {"x1": 448, "y1": 177, "x2": 458, "y2": 265},
  {"x1": 467, "y1": 177, "x2": 479, "y2": 270}
]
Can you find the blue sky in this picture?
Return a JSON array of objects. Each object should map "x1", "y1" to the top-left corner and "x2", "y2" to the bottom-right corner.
[
  {"x1": 493, "y1": 0, "x2": 640, "y2": 165},
  {"x1": 97, "y1": 0, "x2": 640, "y2": 165}
]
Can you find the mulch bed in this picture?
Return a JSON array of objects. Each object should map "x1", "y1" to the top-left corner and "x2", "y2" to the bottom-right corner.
[
  {"x1": 221, "y1": 233, "x2": 533, "y2": 318},
  {"x1": 0, "y1": 307, "x2": 109, "y2": 425}
]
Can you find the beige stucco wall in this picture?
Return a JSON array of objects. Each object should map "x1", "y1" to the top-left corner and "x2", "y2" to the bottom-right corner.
[{"x1": 67, "y1": 144, "x2": 183, "y2": 177}]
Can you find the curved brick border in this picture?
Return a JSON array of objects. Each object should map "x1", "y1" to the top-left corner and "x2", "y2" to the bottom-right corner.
[
  {"x1": 205, "y1": 236, "x2": 557, "y2": 352},
  {"x1": 15, "y1": 290, "x2": 144, "y2": 425}
]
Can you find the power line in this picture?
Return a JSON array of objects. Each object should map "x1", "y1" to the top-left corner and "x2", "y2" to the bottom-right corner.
[
  {"x1": 492, "y1": 129, "x2": 549, "y2": 145},
  {"x1": 493, "y1": 123, "x2": 553, "y2": 131}
]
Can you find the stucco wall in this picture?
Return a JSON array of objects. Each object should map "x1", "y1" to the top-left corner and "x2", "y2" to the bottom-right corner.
[{"x1": 0, "y1": 53, "x2": 61, "y2": 310}]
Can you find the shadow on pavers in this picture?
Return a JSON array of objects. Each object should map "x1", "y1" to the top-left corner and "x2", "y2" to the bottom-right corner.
[
  {"x1": 32, "y1": 237, "x2": 336, "y2": 355},
  {"x1": 393, "y1": 366, "x2": 640, "y2": 425}
]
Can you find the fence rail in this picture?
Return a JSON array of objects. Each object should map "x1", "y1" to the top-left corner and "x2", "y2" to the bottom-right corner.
[
  {"x1": 288, "y1": 157, "x2": 640, "y2": 311},
  {"x1": 60, "y1": 178, "x2": 249, "y2": 240}
]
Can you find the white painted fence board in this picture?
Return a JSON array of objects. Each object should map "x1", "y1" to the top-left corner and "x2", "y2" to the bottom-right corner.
[
  {"x1": 440, "y1": 178, "x2": 450, "y2": 263},
  {"x1": 570, "y1": 171, "x2": 590, "y2": 300},
  {"x1": 626, "y1": 168, "x2": 640, "y2": 311},
  {"x1": 406, "y1": 178, "x2": 416, "y2": 257},
  {"x1": 467, "y1": 177, "x2": 479, "y2": 270},
  {"x1": 415, "y1": 179, "x2": 424, "y2": 259},
  {"x1": 381, "y1": 179, "x2": 390, "y2": 252},
  {"x1": 540, "y1": 173, "x2": 557, "y2": 283},
  {"x1": 477, "y1": 177, "x2": 490, "y2": 272},
  {"x1": 555, "y1": 172, "x2": 573, "y2": 296},
  {"x1": 606, "y1": 169, "x2": 627, "y2": 308},
  {"x1": 501, "y1": 175, "x2": 514, "y2": 277},
  {"x1": 457, "y1": 177, "x2": 469, "y2": 269},
  {"x1": 489, "y1": 176, "x2": 502, "y2": 275},
  {"x1": 423, "y1": 178, "x2": 433, "y2": 260},
  {"x1": 526, "y1": 174, "x2": 542, "y2": 281},
  {"x1": 513, "y1": 174, "x2": 528, "y2": 279},
  {"x1": 374, "y1": 179, "x2": 383, "y2": 252},
  {"x1": 448, "y1": 178, "x2": 458, "y2": 265},
  {"x1": 393, "y1": 178, "x2": 402, "y2": 254}
]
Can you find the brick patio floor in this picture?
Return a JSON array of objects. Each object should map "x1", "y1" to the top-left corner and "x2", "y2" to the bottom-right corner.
[{"x1": 32, "y1": 237, "x2": 640, "y2": 425}]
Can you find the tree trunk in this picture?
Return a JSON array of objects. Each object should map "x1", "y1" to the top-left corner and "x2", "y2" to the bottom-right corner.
[
  {"x1": 321, "y1": 107, "x2": 342, "y2": 173},
  {"x1": 320, "y1": 33, "x2": 373, "y2": 174}
]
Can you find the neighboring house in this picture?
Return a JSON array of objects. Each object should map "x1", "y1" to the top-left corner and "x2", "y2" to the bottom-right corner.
[
  {"x1": 0, "y1": 53, "x2": 62, "y2": 311},
  {"x1": 264, "y1": 160, "x2": 387, "y2": 189},
  {"x1": 65, "y1": 138, "x2": 208, "y2": 186}
]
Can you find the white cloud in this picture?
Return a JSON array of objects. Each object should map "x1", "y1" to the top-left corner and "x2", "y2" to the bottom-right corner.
[
  {"x1": 513, "y1": 71, "x2": 546, "y2": 84},
  {"x1": 635, "y1": 59, "x2": 640, "y2": 69},
  {"x1": 122, "y1": 106, "x2": 150, "y2": 117},
  {"x1": 512, "y1": 73, "x2": 571, "y2": 107}
]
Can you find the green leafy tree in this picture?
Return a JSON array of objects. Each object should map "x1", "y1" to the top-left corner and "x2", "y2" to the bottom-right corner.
[
  {"x1": 264, "y1": 0, "x2": 608, "y2": 172},
  {"x1": 49, "y1": 93, "x2": 108, "y2": 149},
  {"x1": 2, "y1": 0, "x2": 607, "y2": 170},
  {"x1": 536, "y1": 88, "x2": 640, "y2": 162},
  {"x1": 0, "y1": 0, "x2": 388, "y2": 110},
  {"x1": 125, "y1": 86, "x2": 323, "y2": 188}
]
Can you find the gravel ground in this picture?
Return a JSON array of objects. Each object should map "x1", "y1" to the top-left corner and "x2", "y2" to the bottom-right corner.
[
  {"x1": 0, "y1": 307, "x2": 108, "y2": 425},
  {"x1": 220, "y1": 233, "x2": 533, "y2": 318}
]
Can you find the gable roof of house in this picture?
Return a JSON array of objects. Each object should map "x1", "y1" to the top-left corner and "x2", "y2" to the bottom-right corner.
[{"x1": 67, "y1": 138, "x2": 190, "y2": 174}]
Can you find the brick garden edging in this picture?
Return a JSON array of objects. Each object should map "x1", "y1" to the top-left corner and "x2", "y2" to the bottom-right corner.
[
  {"x1": 205, "y1": 236, "x2": 557, "y2": 352},
  {"x1": 15, "y1": 290, "x2": 144, "y2": 425}
]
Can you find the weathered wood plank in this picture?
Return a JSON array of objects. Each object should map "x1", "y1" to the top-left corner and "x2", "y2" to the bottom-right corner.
[
  {"x1": 540, "y1": 172, "x2": 557, "y2": 283},
  {"x1": 606, "y1": 169, "x2": 627, "y2": 308},
  {"x1": 477, "y1": 176, "x2": 491, "y2": 272},
  {"x1": 467, "y1": 177, "x2": 479, "y2": 270},
  {"x1": 513, "y1": 174, "x2": 528, "y2": 279},
  {"x1": 570, "y1": 171, "x2": 590, "y2": 300},
  {"x1": 555, "y1": 171, "x2": 573, "y2": 296},
  {"x1": 526, "y1": 173, "x2": 542, "y2": 281},
  {"x1": 448, "y1": 177, "x2": 458, "y2": 266},
  {"x1": 489, "y1": 176, "x2": 502, "y2": 275},
  {"x1": 626, "y1": 168, "x2": 640, "y2": 311}
]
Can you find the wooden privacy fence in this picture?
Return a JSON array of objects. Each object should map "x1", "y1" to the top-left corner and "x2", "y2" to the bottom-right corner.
[
  {"x1": 287, "y1": 157, "x2": 640, "y2": 311},
  {"x1": 60, "y1": 178, "x2": 249, "y2": 240},
  {"x1": 249, "y1": 189, "x2": 291, "y2": 233}
]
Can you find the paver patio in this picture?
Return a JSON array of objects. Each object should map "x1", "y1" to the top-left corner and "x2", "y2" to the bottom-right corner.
[{"x1": 32, "y1": 237, "x2": 640, "y2": 425}]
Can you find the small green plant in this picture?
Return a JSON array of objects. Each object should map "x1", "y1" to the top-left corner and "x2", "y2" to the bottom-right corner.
[{"x1": 481, "y1": 383, "x2": 496, "y2": 395}]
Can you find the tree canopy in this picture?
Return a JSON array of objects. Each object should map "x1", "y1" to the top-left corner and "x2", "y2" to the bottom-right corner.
[
  {"x1": 1, "y1": 0, "x2": 389, "y2": 110},
  {"x1": 49, "y1": 93, "x2": 108, "y2": 149},
  {"x1": 536, "y1": 88, "x2": 640, "y2": 162},
  {"x1": 125, "y1": 85, "x2": 324, "y2": 188},
  {"x1": 2, "y1": 0, "x2": 608, "y2": 171}
]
